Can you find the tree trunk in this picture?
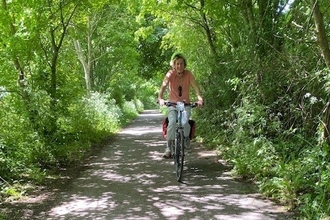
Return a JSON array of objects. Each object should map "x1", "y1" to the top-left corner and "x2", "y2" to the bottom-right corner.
[
  {"x1": 74, "y1": 15, "x2": 94, "y2": 95},
  {"x1": 199, "y1": 0, "x2": 218, "y2": 59},
  {"x1": 49, "y1": 28, "x2": 59, "y2": 136},
  {"x1": 45, "y1": 3, "x2": 78, "y2": 136},
  {"x1": 310, "y1": 0, "x2": 330, "y2": 68},
  {"x1": 74, "y1": 39, "x2": 92, "y2": 94},
  {"x1": 310, "y1": 0, "x2": 330, "y2": 143}
]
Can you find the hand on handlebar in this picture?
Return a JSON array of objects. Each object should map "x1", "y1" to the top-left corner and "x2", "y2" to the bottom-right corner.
[
  {"x1": 197, "y1": 99, "x2": 204, "y2": 107},
  {"x1": 158, "y1": 98, "x2": 165, "y2": 106},
  {"x1": 158, "y1": 99, "x2": 203, "y2": 108}
]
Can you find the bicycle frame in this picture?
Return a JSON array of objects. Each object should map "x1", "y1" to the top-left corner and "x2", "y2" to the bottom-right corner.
[{"x1": 165, "y1": 101, "x2": 197, "y2": 182}]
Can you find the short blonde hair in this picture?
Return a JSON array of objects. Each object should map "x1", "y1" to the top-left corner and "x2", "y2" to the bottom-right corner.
[{"x1": 170, "y1": 53, "x2": 187, "y2": 68}]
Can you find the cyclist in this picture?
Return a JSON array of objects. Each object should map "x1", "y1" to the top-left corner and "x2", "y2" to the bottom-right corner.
[{"x1": 157, "y1": 53, "x2": 204, "y2": 158}]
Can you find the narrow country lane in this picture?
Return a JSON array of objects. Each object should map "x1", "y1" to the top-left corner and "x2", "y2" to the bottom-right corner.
[{"x1": 3, "y1": 110, "x2": 295, "y2": 220}]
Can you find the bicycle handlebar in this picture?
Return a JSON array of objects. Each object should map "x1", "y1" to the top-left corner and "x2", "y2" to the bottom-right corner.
[{"x1": 164, "y1": 101, "x2": 198, "y2": 108}]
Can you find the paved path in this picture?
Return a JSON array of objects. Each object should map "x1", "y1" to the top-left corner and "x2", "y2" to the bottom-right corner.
[{"x1": 1, "y1": 110, "x2": 295, "y2": 219}]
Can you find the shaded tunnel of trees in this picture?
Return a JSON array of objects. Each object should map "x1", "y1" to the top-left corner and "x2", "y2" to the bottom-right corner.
[{"x1": 1, "y1": 0, "x2": 330, "y2": 218}]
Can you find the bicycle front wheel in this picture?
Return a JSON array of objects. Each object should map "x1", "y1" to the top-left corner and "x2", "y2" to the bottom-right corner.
[{"x1": 174, "y1": 129, "x2": 185, "y2": 182}]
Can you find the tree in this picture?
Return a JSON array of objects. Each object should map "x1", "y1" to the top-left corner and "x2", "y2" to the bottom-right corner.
[
  {"x1": 310, "y1": 0, "x2": 330, "y2": 143},
  {"x1": 1, "y1": 0, "x2": 85, "y2": 137},
  {"x1": 72, "y1": 4, "x2": 106, "y2": 95},
  {"x1": 44, "y1": 0, "x2": 78, "y2": 134}
]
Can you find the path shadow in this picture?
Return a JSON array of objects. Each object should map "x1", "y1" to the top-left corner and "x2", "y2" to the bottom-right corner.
[{"x1": 0, "y1": 110, "x2": 295, "y2": 220}]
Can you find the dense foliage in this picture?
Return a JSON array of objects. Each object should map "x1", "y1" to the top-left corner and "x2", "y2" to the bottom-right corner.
[
  {"x1": 0, "y1": 0, "x2": 147, "y2": 203},
  {"x1": 1, "y1": 0, "x2": 330, "y2": 219},
  {"x1": 134, "y1": 0, "x2": 330, "y2": 219}
]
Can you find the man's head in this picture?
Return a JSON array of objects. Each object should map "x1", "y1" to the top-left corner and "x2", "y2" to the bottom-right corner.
[
  {"x1": 170, "y1": 53, "x2": 187, "y2": 74},
  {"x1": 170, "y1": 53, "x2": 187, "y2": 67}
]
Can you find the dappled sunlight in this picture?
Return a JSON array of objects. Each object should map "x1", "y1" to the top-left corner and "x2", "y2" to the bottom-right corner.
[
  {"x1": 148, "y1": 150, "x2": 164, "y2": 161},
  {"x1": 214, "y1": 213, "x2": 268, "y2": 220},
  {"x1": 132, "y1": 173, "x2": 160, "y2": 185},
  {"x1": 151, "y1": 185, "x2": 182, "y2": 193},
  {"x1": 137, "y1": 110, "x2": 163, "y2": 118},
  {"x1": 136, "y1": 139, "x2": 165, "y2": 147},
  {"x1": 197, "y1": 149, "x2": 217, "y2": 158},
  {"x1": 96, "y1": 171, "x2": 132, "y2": 183},
  {"x1": 153, "y1": 200, "x2": 195, "y2": 219},
  {"x1": 49, "y1": 193, "x2": 117, "y2": 217},
  {"x1": 28, "y1": 110, "x2": 291, "y2": 220},
  {"x1": 120, "y1": 125, "x2": 162, "y2": 135}
]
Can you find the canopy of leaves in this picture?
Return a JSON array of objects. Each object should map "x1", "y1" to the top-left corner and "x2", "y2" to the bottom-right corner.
[{"x1": 1, "y1": 0, "x2": 330, "y2": 218}]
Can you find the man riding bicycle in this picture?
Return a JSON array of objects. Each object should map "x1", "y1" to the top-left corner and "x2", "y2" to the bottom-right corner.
[{"x1": 157, "y1": 53, "x2": 204, "y2": 158}]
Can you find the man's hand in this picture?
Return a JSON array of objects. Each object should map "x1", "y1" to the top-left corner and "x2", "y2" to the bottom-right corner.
[
  {"x1": 158, "y1": 98, "x2": 165, "y2": 106},
  {"x1": 197, "y1": 99, "x2": 204, "y2": 107}
]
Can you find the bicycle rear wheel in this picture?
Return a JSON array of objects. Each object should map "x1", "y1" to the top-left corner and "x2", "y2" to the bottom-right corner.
[{"x1": 174, "y1": 129, "x2": 185, "y2": 182}]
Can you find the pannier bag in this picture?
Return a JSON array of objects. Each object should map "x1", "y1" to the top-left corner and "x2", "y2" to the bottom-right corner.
[{"x1": 162, "y1": 117, "x2": 196, "y2": 140}]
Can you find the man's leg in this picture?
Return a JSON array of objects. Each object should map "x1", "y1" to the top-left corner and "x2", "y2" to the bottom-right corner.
[
  {"x1": 163, "y1": 107, "x2": 177, "y2": 158},
  {"x1": 183, "y1": 107, "x2": 192, "y2": 150}
]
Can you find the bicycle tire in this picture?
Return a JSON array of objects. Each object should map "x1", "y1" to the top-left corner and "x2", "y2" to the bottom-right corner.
[{"x1": 174, "y1": 129, "x2": 185, "y2": 182}]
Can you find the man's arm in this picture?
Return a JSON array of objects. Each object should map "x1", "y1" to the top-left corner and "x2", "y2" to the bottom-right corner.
[
  {"x1": 190, "y1": 75, "x2": 203, "y2": 105},
  {"x1": 158, "y1": 76, "x2": 169, "y2": 105}
]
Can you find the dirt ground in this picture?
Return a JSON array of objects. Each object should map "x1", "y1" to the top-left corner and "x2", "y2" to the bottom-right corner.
[{"x1": 0, "y1": 110, "x2": 297, "y2": 220}]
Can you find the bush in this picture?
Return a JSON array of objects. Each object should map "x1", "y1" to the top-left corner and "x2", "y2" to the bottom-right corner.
[{"x1": 0, "y1": 91, "x2": 126, "y2": 185}]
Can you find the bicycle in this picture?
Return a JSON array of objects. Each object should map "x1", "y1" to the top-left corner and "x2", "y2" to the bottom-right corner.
[{"x1": 164, "y1": 101, "x2": 198, "y2": 182}]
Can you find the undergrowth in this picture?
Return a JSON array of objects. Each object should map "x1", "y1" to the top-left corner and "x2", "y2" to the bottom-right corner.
[{"x1": 0, "y1": 91, "x2": 144, "y2": 201}]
